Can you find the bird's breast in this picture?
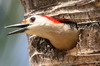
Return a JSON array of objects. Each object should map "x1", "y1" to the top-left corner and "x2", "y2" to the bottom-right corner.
[
  {"x1": 48, "y1": 30, "x2": 79, "y2": 50},
  {"x1": 44, "y1": 24, "x2": 79, "y2": 50},
  {"x1": 25, "y1": 23, "x2": 79, "y2": 50}
]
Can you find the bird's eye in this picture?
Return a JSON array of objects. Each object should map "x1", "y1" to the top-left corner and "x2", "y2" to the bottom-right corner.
[{"x1": 30, "y1": 17, "x2": 35, "y2": 22}]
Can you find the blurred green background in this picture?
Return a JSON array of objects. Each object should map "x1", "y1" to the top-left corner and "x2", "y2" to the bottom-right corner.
[{"x1": 0, "y1": 0, "x2": 29, "y2": 66}]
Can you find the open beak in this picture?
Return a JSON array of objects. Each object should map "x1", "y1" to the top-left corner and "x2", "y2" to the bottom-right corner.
[{"x1": 5, "y1": 23, "x2": 31, "y2": 35}]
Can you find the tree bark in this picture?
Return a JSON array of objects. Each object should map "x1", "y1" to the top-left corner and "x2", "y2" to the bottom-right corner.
[{"x1": 20, "y1": 0, "x2": 100, "y2": 66}]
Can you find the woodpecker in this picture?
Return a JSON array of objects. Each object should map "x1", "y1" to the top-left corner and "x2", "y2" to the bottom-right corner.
[{"x1": 5, "y1": 15, "x2": 79, "y2": 50}]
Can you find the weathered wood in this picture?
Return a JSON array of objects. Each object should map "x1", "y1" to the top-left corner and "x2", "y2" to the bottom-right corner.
[{"x1": 20, "y1": 0, "x2": 100, "y2": 66}]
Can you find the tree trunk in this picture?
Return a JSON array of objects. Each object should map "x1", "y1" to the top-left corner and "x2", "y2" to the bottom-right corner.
[{"x1": 20, "y1": 0, "x2": 100, "y2": 66}]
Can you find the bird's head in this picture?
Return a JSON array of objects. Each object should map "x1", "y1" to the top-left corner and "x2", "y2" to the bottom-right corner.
[{"x1": 5, "y1": 15, "x2": 61, "y2": 35}]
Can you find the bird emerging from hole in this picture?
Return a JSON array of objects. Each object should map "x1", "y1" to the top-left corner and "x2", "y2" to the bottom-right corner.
[{"x1": 5, "y1": 15, "x2": 79, "y2": 50}]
